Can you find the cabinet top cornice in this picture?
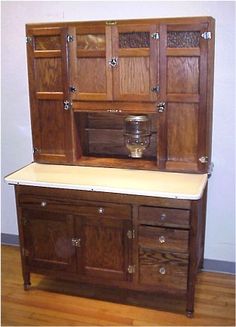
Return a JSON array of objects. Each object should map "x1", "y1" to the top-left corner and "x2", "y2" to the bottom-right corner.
[
  {"x1": 5, "y1": 163, "x2": 207, "y2": 200},
  {"x1": 25, "y1": 16, "x2": 215, "y2": 29}
]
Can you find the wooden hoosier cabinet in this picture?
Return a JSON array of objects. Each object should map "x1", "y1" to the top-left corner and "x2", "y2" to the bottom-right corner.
[{"x1": 5, "y1": 16, "x2": 215, "y2": 317}]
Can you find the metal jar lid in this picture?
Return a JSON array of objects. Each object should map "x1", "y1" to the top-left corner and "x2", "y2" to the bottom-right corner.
[{"x1": 125, "y1": 115, "x2": 149, "y2": 122}]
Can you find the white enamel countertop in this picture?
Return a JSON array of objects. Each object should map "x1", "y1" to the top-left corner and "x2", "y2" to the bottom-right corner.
[{"x1": 5, "y1": 163, "x2": 208, "y2": 200}]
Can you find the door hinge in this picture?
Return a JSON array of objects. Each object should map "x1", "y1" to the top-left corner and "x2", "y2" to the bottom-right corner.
[
  {"x1": 127, "y1": 265, "x2": 135, "y2": 274},
  {"x1": 66, "y1": 35, "x2": 74, "y2": 43},
  {"x1": 199, "y1": 156, "x2": 209, "y2": 164},
  {"x1": 63, "y1": 100, "x2": 72, "y2": 110},
  {"x1": 201, "y1": 32, "x2": 212, "y2": 40},
  {"x1": 72, "y1": 238, "x2": 81, "y2": 247},
  {"x1": 151, "y1": 85, "x2": 160, "y2": 93},
  {"x1": 33, "y1": 147, "x2": 39, "y2": 154},
  {"x1": 151, "y1": 32, "x2": 159, "y2": 40},
  {"x1": 157, "y1": 102, "x2": 166, "y2": 113},
  {"x1": 108, "y1": 57, "x2": 118, "y2": 68},
  {"x1": 26, "y1": 36, "x2": 32, "y2": 44},
  {"x1": 127, "y1": 229, "x2": 135, "y2": 239}
]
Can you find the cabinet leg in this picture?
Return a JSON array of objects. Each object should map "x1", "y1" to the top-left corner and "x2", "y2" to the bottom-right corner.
[{"x1": 23, "y1": 272, "x2": 31, "y2": 291}]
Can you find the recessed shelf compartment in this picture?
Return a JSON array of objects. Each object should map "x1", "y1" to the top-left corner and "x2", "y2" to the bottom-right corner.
[{"x1": 74, "y1": 112, "x2": 158, "y2": 169}]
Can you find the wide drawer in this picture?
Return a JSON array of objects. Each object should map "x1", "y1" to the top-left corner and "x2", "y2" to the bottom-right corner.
[
  {"x1": 18, "y1": 194, "x2": 131, "y2": 220},
  {"x1": 139, "y1": 248, "x2": 189, "y2": 292},
  {"x1": 139, "y1": 206, "x2": 190, "y2": 228},
  {"x1": 139, "y1": 226, "x2": 189, "y2": 253}
]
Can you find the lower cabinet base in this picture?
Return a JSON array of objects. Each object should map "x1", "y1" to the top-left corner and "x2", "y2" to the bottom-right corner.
[{"x1": 15, "y1": 185, "x2": 207, "y2": 318}]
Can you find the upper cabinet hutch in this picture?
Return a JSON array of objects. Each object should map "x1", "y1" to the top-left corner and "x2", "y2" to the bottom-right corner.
[
  {"x1": 6, "y1": 16, "x2": 215, "y2": 318},
  {"x1": 26, "y1": 16, "x2": 214, "y2": 173}
]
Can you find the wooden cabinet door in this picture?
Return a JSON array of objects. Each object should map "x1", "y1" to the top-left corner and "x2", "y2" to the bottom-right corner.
[
  {"x1": 158, "y1": 23, "x2": 213, "y2": 172},
  {"x1": 26, "y1": 27, "x2": 73, "y2": 163},
  {"x1": 22, "y1": 209, "x2": 76, "y2": 272},
  {"x1": 69, "y1": 25, "x2": 113, "y2": 101},
  {"x1": 75, "y1": 215, "x2": 132, "y2": 282},
  {"x1": 112, "y1": 24, "x2": 159, "y2": 102}
]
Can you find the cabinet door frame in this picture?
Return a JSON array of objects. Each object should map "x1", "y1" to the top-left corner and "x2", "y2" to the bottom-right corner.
[
  {"x1": 112, "y1": 24, "x2": 159, "y2": 102},
  {"x1": 68, "y1": 25, "x2": 113, "y2": 101},
  {"x1": 75, "y1": 214, "x2": 133, "y2": 282},
  {"x1": 21, "y1": 208, "x2": 76, "y2": 272},
  {"x1": 26, "y1": 26, "x2": 74, "y2": 163},
  {"x1": 157, "y1": 23, "x2": 210, "y2": 172}
]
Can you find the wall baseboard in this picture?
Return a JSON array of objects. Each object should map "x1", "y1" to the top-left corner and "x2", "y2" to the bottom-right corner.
[
  {"x1": 1, "y1": 233, "x2": 19, "y2": 246},
  {"x1": 1, "y1": 233, "x2": 235, "y2": 274}
]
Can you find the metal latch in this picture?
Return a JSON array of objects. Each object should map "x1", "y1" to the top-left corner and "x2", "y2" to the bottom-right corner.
[
  {"x1": 72, "y1": 238, "x2": 81, "y2": 247},
  {"x1": 151, "y1": 32, "x2": 159, "y2": 40},
  {"x1": 69, "y1": 86, "x2": 77, "y2": 93},
  {"x1": 199, "y1": 156, "x2": 209, "y2": 164},
  {"x1": 127, "y1": 230, "x2": 135, "y2": 239},
  {"x1": 108, "y1": 57, "x2": 118, "y2": 68},
  {"x1": 63, "y1": 100, "x2": 72, "y2": 110},
  {"x1": 127, "y1": 265, "x2": 135, "y2": 274},
  {"x1": 151, "y1": 85, "x2": 160, "y2": 93},
  {"x1": 157, "y1": 102, "x2": 166, "y2": 113},
  {"x1": 67, "y1": 35, "x2": 74, "y2": 43},
  {"x1": 201, "y1": 32, "x2": 212, "y2": 40},
  {"x1": 26, "y1": 36, "x2": 32, "y2": 44}
]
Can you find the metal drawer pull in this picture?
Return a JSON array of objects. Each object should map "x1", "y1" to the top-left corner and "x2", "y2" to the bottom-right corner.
[
  {"x1": 160, "y1": 213, "x2": 166, "y2": 221},
  {"x1": 159, "y1": 235, "x2": 166, "y2": 243},
  {"x1": 98, "y1": 207, "x2": 104, "y2": 214},
  {"x1": 159, "y1": 267, "x2": 166, "y2": 275},
  {"x1": 41, "y1": 201, "x2": 47, "y2": 207}
]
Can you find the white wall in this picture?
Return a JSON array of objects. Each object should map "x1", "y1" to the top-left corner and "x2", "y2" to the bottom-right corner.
[{"x1": 1, "y1": 1, "x2": 235, "y2": 262}]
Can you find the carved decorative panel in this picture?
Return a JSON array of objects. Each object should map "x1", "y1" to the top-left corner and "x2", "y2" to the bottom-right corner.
[
  {"x1": 167, "y1": 31, "x2": 200, "y2": 48},
  {"x1": 119, "y1": 32, "x2": 150, "y2": 48}
]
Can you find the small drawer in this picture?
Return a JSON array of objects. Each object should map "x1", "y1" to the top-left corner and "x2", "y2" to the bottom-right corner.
[
  {"x1": 18, "y1": 194, "x2": 71, "y2": 212},
  {"x1": 18, "y1": 194, "x2": 131, "y2": 220},
  {"x1": 74, "y1": 202, "x2": 131, "y2": 220},
  {"x1": 139, "y1": 226, "x2": 189, "y2": 253},
  {"x1": 139, "y1": 206, "x2": 190, "y2": 228},
  {"x1": 139, "y1": 248, "x2": 189, "y2": 292}
]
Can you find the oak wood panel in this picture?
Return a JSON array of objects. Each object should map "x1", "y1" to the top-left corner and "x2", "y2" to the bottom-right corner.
[
  {"x1": 77, "y1": 216, "x2": 132, "y2": 281},
  {"x1": 118, "y1": 57, "x2": 150, "y2": 95},
  {"x1": 35, "y1": 58, "x2": 63, "y2": 92},
  {"x1": 77, "y1": 58, "x2": 107, "y2": 93},
  {"x1": 112, "y1": 24, "x2": 158, "y2": 102},
  {"x1": 72, "y1": 101, "x2": 156, "y2": 113},
  {"x1": 37, "y1": 100, "x2": 66, "y2": 156},
  {"x1": 69, "y1": 25, "x2": 113, "y2": 101},
  {"x1": 26, "y1": 26, "x2": 74, "y2": 164},
  {"x1": 167, "y1": 103, "x2": 198, "y2": 163},
  {"x1": 167, "y1": 48, "x2": 201, "y2": 56},
  {"x1": 167, "y1": 57, "x2": 199, "y2": 94},
  {"x1": 139, "y1": 206, "x2": 190, "y2": 228},
  {"x1": 139, "y1": 226, "x2": 189, "y2": 253},
  {"x1": 139, "y1": 249, "x2": 189, "y2": 291},
  {"x1": 22, "y1": 209, "x2": 76, "y2": 272},
  {"x1": 18, "y1": 194, "x2": 131, "y2": 220}
]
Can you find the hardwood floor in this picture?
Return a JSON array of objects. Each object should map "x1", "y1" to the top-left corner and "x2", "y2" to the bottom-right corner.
[{"x1": 1, "y1": 245, "x2": 235, "y2": 326}]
